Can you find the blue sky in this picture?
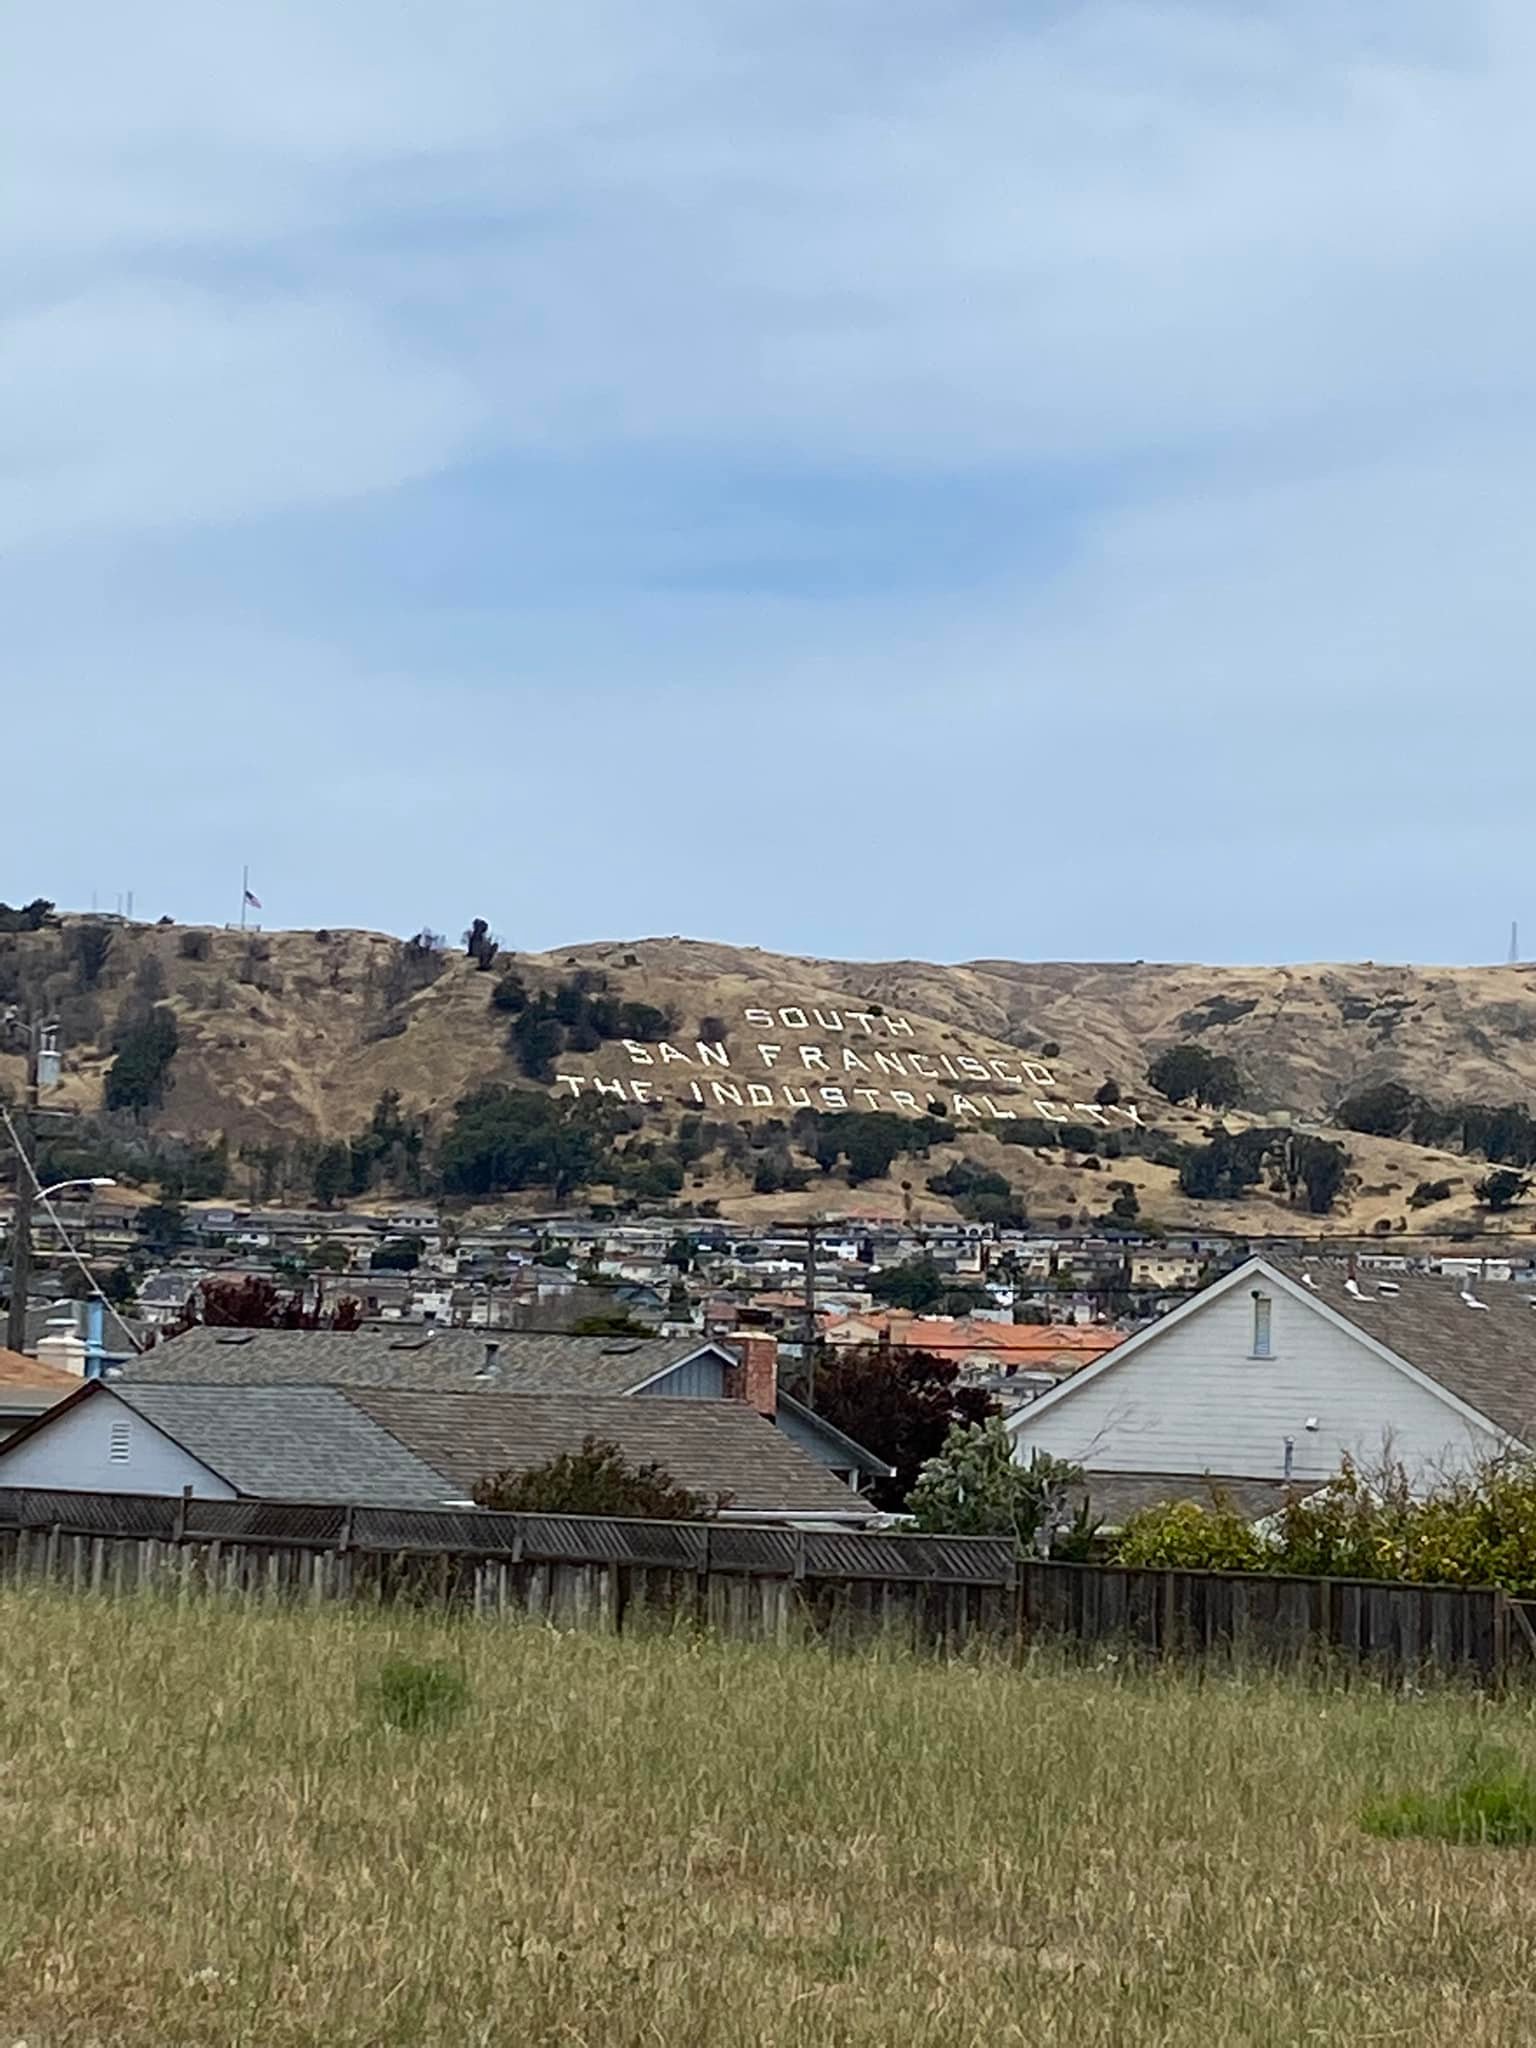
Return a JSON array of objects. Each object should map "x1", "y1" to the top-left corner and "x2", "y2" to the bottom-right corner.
[{"x1": 5, "y1": 1, "x2": 1534, "y2": 965}]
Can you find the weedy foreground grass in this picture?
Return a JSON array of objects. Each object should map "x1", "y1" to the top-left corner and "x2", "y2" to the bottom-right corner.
[{"x1": 4, "y1": 1589, "x2": 1536, "y2": 2044}]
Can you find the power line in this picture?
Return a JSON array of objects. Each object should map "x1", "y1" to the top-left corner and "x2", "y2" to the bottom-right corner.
[{"x1": 0, "y1": 1104, "x2": 142, "y2": 1355}]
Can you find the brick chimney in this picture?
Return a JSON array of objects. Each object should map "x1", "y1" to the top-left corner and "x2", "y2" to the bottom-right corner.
[{"x1": 725, "y1": 1334, "x2": 778, "y2": 1417}]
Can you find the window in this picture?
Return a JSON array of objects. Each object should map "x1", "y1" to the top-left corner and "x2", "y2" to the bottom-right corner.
[
  {"x1": 1251, "y1": 1295, "x2": 1273, "y2": 1360},
  {"x1": 108, "y1": 1419, "x2": 132, "y2": 1463}
]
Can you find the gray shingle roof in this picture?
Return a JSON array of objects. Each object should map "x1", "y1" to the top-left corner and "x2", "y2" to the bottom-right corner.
[
  {"x1": 1268, "y1": 1258, "x2": 1536, "y2": 1444},
  {"x1": 114, "y1": 1385, "x2": 455, "y2": 1507},
  {"x1": 343, "y1": 1390, "x2": 869, "y2": 1515},
  {"x1": 1071, "y1": 1470, "x2": 1321, "y2": 1528},
  {"x1": 131, "y1": 1327, "x2": 722, "y2": 1395}
]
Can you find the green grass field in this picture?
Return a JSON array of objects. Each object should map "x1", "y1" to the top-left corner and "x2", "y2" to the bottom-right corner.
[{"x1": 5, "y1": 1591, "x2": 1536, "y2": 2045}]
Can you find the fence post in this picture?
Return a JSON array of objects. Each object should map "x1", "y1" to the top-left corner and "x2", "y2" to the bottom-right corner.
[
  {"x1": 337, "y1": 1505, "x2": 354, "y2": 1555},
  {"x1": 793, "y1": 1530, "x2": 807, "y2": 1583},
  {"x1": 173, "y1": 1485, "x2": 191, "y2": 1544}
]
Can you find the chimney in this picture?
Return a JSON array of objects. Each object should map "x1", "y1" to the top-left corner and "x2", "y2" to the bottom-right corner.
[
  {"x1": 475, "y1": 1340, "x2": 501, "y2": 1383},
  {"x1": 726, "y1": 1334, "x2": 778, "y2": 1417}
]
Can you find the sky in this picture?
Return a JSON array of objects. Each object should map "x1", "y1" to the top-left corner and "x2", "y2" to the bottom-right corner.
[{"x1": 5, "y1": 1, "x2": 1535, "y2": 966}]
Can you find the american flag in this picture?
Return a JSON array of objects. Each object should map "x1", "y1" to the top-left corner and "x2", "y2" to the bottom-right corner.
[{"x1": 244, "y1": 887, "x2": 262, "y2": 910}]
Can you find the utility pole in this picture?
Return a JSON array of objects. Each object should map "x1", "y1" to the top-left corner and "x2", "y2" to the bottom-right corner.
[
  {"x1": 803, "y1": 1218, "x2": 819, "y2": 1410},
  {"x1": 5, "y1": 1023, "x2": 40, "y2": 1356}
]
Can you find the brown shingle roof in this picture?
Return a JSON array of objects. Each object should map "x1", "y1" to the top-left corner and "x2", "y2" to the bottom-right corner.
[
  {"x1": 344, "y1": 1390, "x2": 870, "y2": 1516},
  {"x1": 0, "y1": 1349, "x2": 79, "y2": 1399},
  {"x1": 1268, "y1": 1258, "x2": 1536, "y2": 1445}
]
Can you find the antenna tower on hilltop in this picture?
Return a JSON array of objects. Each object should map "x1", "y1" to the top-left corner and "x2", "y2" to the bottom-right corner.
[{"x1": 1511, "y1": 921, "x2": 1521, "y2": 966}]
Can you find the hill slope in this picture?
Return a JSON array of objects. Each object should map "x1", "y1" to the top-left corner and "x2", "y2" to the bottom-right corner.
[{"x1": 5, "y1": 918, "x2": 1536, "y2": 1233}]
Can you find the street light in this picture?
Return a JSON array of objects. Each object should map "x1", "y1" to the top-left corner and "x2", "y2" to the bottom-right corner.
[
  {"x1": 4, "y1": 1178, "x2": 117, "y2": 1350},
  {"x1": 34, "y1": 1177, "x2": 116, "y2": 1203}
]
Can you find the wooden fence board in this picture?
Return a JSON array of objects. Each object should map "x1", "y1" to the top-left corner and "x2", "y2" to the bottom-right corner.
[{"x1": 0, "y1": 1501, "x2": 1518, "y2": 1685}]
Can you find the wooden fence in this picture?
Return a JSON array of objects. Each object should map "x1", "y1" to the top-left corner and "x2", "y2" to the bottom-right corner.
[{"x1": 0, "y1": 1487, "x2": 1523, "y2": 1685}]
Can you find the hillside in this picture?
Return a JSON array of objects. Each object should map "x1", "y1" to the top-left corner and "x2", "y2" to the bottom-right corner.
[{"x1": 5, "y1": 914, "x2": 1536, "y2": 1235}]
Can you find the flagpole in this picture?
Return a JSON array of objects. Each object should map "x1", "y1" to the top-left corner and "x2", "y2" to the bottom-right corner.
[{"x1": 241, "y1": 865, "x2": 249, "y2": 932}]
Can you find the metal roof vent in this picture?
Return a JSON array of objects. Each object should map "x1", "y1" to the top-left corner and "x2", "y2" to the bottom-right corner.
[
  {"x1": 1460, "y1": 1289, "x2": 1491, "y2": 1312},
  {"x1": 599, "y1": 1342, "x2": 644, "y2": 1355},
  {"x1": 214, "y1": 1331, "x2": 257, "y2": 1346}
]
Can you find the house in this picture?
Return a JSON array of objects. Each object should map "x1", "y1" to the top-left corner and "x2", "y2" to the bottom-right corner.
[
  {"x1": 0, "y1": 1381, "x2": 878, "y2": 1524},
  {"x1": 119, "y1": 1327, "x2": 894, "y2": 1494},
  {"x1": 821, "y1": 1311, "x2": 1122, "y2": 1384},
  {"x1": 0, "y1": 1348, "x2": 81, "y2": 1441},
  {"x1": 1008, "y1": 1256, "x2": 1536, "y2": 1520}
]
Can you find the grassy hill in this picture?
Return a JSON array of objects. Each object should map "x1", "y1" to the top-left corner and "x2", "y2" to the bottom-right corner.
[{"x1": 5, "y1": 914, "x2": 1536, "y2": 1234}]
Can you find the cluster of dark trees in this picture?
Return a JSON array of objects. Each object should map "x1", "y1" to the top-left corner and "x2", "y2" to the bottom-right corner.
[
  {"x1": 1337, "y1": 1081, "x2": 1536, "y2": 1169},
  {"x1": 501, "y1": 973, "x2": 672, "y2": 1082},
  {"x1": 0, "y1": 899, "x2": 54, "y2": 933},
  {"x1": 1176, "y1": 1126, "x2": 1349, "y2": 1214},
  {"x1": 1146, "y1": 1043, "x2": 1245, "y2": 1109}
]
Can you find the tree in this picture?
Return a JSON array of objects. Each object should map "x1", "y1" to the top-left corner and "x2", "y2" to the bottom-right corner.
[
  {"x1": 309, "y1": 1239, "x2": 352, "y2": 1273},
  {"x1": 104, "y1": 1006, "x2": 179, "y2": 1112},
  {"x1": 311, "y1": 1143, "x2": 351, "y2": 1209},
  {"x1": 1176, "y1": 1130, "x2": 1268, "y2": 1202},
  {"x1": 907, "y1": 1420, "x2": 1083, "y2": 1553},
  {"x1": 0, "y1": 899, "x2": 54, "y2": 933},
  {"x1": 1409, "y1": 1178, "x2": 1455, "y2": 1209},
  {"x1": 666, "y1": 1232, "x2": 695, "y2": 1273},
  {"x1": 507, "y1": 1004, "x2": 566, "y2": 1081},
  {"x1": 1147, "y1": 1044, "x2": 1243, "y2": 1109},
  {"x1": 1336, "y1": 1081, "x2": 1418, "y2": 1138},
  {"x1": 1094, "y1": 1078, "x2": 1122, "y2": 1107},
  {"x1": 438, "y1": 1086, "x2": 600, "y2": 1198},
  {"x1": 1478, "y1": 1168, "x2": 1532, "y2": 1212},
  {"x1": 66, "y1": 920, "x2": 115, "y2": 989},
  {"x1": 1108, "y1": 1184, "x2": 1140, "y2": 1225},
  {"x1": 472, "y1": 1436, "x2": 718, "y2": 1519},
  {"x1": 868, "y1": 1254, "x2": 946, "y2": 1312},
  {"x1": 489, "y1": 970, "x2": 528, "y2": 1014},
  {"x1": 1292, "y1": 1136, "x2": 1349, "y2": 1216},
  {"x1": 135, "y1": 1200, "x2": 186, "y2": 1253},
  {"x1": 371, "y1": 1237, "x2": 423, "y2": 1272},
  {"x1": 171, "y1": 1276, "x2": 363, "y2": 1332},
  {"x1": 793, "y1": 1344, "x2": 997, "y2": 1510},
  {"x1": 465, "y1": 918, "x2": 498, "y2": 969}
]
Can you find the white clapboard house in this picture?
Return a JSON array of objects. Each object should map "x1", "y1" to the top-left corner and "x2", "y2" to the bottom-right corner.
[{"x1": 1007, "y1": 1255, "x2": 1536, "y2": 1524}]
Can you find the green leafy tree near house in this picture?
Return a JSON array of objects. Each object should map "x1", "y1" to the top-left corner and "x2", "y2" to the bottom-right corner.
[
  {"x1": 868, "y1": 1254, "x2": 946, "y2": 1312},
  {"x1": 907, "y1": 1419, "x2": 1084, "y2": 1553},
  {"x1": 473, "y1": 1437, "x2": 718, "y2": 1519}
]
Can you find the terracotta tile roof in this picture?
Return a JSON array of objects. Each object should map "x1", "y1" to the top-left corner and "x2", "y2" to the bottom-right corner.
[{"x1": 822, "y1": 1313, "x2": 1122, "y2": 1363}]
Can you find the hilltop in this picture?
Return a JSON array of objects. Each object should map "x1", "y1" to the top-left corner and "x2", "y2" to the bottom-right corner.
[{"x1": 5, "y1": 912, "x2": 1536, "y2": 1235}]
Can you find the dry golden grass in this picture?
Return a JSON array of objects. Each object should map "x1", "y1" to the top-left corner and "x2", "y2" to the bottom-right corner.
[{"x1": 5, "y1": 1594, "x2": 1536, "y2": 2043}]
